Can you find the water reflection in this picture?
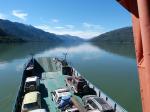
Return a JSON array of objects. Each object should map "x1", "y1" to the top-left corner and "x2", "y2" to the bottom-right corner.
[
  {"x1": 0, "y1": 62, "x2": 8, "y2": 70},
  {"x1": 0, "y1": 42, "x2": 81, "y2": 62},
  {"x1": 91, "y1": 42, "x2": 135, "y2": 59},
  {"x1": 0, "y1": 42, "x2": 141, "y2": 112},
  {"x1": 36, "y1": 43, "x2": 102, "y2": 60}
]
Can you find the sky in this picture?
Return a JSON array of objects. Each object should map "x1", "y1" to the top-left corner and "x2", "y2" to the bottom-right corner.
[{"x1": 0, "y1": 0, "x2": 131, "y2": 39}]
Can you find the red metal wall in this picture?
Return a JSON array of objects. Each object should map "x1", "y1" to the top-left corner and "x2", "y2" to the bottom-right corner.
[{"x1": 117, "y1": 0, "x2": 150, "y2": 112}]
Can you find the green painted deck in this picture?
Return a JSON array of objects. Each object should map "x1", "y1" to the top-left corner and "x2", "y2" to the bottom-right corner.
[
  {"x1": 36, "y1": 57, "x2": 84, "y2": 112},
  {"x1": 41, "y1": 72, "x2": 66, "y2": 112}
]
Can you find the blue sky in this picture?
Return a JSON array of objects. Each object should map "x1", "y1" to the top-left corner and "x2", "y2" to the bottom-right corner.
[{"x1": 0, "y1": 0, "x2": 131, "y2": 39}]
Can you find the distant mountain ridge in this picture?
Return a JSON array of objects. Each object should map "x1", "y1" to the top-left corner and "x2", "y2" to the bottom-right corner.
[
  {"x1": 91, "y1": 27, "x2": 133, "y2": 43},
  {"x1": 0, "y1": 19, "x2": 83, "y2": 43}
]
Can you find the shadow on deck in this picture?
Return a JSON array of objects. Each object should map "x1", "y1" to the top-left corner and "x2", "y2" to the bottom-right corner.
[
  {"x1": 33, "y1": 59, "x2": 44, "y2": 79},
  {"x1": 40, "y1": 83, "x2": 50, "y2": 112}
]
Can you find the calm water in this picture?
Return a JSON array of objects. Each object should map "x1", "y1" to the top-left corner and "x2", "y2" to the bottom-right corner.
[{"x1": 0, "y1": 42, "x2": 142, "y2": 112}]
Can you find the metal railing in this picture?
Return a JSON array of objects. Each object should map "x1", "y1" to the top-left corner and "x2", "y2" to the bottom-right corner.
[{"x1": 72, "y1": 67, "x2": 127, "y2": 112}]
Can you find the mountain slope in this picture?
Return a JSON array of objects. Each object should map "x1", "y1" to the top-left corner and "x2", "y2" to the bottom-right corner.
[
  {"x1": 0, "y1": 28, "x2": 7, "y2": 36},
  {"x1": 0, "y1": 19, "x2": 83, "y2": 43},
  {"x1": 0, "y1": 28, "x2": 25, "y2": 42},
  {"x1": 91, "y1": 27, "x2": 133, "y2": 43}
]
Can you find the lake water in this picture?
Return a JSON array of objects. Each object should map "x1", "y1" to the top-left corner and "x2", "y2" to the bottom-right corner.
[{"x1": 0, "y1": 42, "x2": 142, "y2": 112}]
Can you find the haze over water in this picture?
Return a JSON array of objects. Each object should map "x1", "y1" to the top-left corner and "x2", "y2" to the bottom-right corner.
[{"x1": 0, "y1": 42, "x2": 141, "y2": 112}]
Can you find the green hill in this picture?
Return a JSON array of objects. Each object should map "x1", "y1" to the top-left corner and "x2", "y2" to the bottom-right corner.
[
  {"x1": 0, "y1": 28, "x2": 25, "y2": 42},
  {"x1": 91, "y1": 27, "x2": 133, "y2": 43},
  {"x1": 0, "y1": 19, "x2": 83, "y2": 43}
]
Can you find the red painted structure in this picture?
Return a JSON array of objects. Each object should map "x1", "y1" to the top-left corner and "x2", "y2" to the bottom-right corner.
[{"x1": 117, "y1": 0, "x2": 150, "y2": 112}]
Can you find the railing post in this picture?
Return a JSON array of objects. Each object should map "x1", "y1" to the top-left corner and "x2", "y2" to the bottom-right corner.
[{"x1": 99, "y1": 91, "x2": 101, "y2": 97}]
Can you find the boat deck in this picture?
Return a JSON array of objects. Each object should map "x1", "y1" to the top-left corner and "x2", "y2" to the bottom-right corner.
[
  {"x1": 13, "y1": 57, "x2": 127, "y2": 112},
  {"x1": 37, "y1": 57, "x2": 84, "y2": 112}
]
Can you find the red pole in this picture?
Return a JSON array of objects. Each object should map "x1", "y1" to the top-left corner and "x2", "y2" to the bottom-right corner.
[
  {"x1": 136, "y1": 0, "x2": 150, "y2": 111},
  {"x1": 117, "y1": 0, "x2": 150, "y2": 111}
]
